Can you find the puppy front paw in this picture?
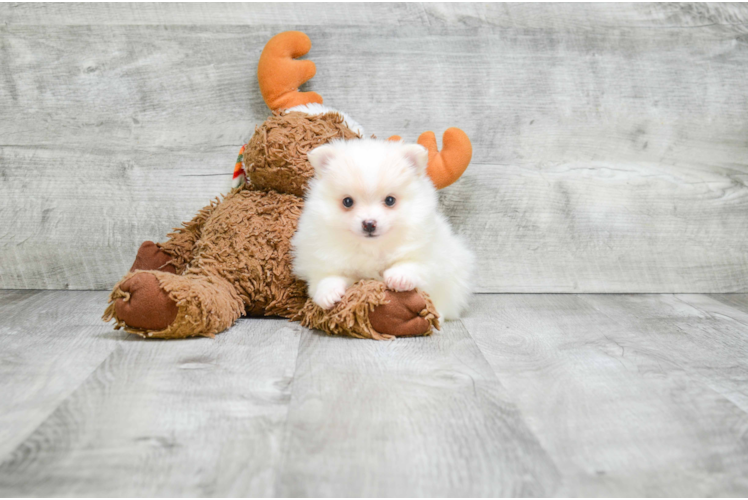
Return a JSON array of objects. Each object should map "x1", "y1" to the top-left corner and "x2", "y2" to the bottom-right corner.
[
  {"x1": 313, "y1": 277, "x2": 349, "y2": 310},
  {"x1": 314, "y1": 289, "x2": 345, "y2": 310},
  {"x1": 383, "y1": 268, "x2": 418, "y2": 292}
]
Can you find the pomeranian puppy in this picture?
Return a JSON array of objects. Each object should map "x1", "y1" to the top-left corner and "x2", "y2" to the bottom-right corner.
[{"x1": 291, "y1": 138, "x2": 474, "y2": 321}]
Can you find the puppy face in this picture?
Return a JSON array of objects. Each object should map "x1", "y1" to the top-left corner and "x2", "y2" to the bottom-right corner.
[{"x1": 305, "y1": 139, "x2": 434, "y2": 241}]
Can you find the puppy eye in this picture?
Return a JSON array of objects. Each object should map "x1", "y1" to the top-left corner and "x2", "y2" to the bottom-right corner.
[
  {"x1": 384, "y1": 196, "x2": 396, "y2": 207},
  {"x1": 342, "y1": 197, "x2": 354, "y2": 208}
]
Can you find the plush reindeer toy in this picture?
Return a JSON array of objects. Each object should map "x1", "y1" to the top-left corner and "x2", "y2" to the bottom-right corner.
[{"x1": 103, "y1": 31, "x2": 472, "y2": 340}]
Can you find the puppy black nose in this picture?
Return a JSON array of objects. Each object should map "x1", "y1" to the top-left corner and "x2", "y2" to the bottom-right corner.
[{"x1": 362, "y1": 220, "x2": 377, "y2": 233}]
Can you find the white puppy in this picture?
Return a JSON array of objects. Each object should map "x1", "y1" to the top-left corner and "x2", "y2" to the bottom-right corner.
[{"x1": 291, "y1": 138, "x2": 474, "y2": 321}]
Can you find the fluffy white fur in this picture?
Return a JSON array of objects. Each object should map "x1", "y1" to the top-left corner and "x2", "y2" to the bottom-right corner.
[{"x1": 291, "y1": 138, "x2": 475, "y2": 321}]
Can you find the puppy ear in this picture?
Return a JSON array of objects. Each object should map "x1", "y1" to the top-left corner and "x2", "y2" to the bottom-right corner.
[
  {"x1": 306, "y1": 144, "x2": 338, "y2": 175},
  {"x1": 400, "y1": 144, "x2": 429, "y2": 176}
]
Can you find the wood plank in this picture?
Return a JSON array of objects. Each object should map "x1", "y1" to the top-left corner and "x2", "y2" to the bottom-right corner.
[
  {"x1": 461, "y1": 294, "x2": 748, "y2": 496},
  {"x1": 657, "y1": 294, "x2": 748, "y2": 413},
  {"x1": 2, "y1": 11, "x2": 748, "y2": 291},
  {"x1": 0, "y1": 291, "x2": 117, "y2": 459},
  {"x1": 421, "y1": 3, "x2": 748, "y2": 31},
  {"x1": 3, "y1": 24, "x2": 747, "y2": 163},
  {"x1": 578, "y1": 293, "x2": 748, "y2": 418},
  {"x1": 0, "y1": 147, "x2": 232, "y2": 289},
  {"x1": 4, "y1": 3, "x2": 747, "y2": 31},
  {"x1": 0, "y1": 3, "x2": 430, "y2": 26},
  {"x1": 443, "y1": 162, "x2": 748, "y2": 293},
  {"x1": 2, "y1": 149, "x2": 746, "y2": 292},
  {"x1": 0, "y1": 302, "x2": 302, "y2": 496},
  {"x1": 708, "y1": 293, "x2": 748, "y2": 314},
  {"x1": 275, "y1": 321, "x2": 560, "y2": 497}
]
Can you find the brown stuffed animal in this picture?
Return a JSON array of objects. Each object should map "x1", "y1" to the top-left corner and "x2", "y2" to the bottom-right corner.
[{"x1": 103, "y1": 31, "x2": 472, "y2": 340}]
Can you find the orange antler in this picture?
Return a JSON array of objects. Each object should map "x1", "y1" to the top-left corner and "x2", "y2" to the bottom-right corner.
[
  {"x1": 258, "y1": 31, "x2": 323, "y2": 111},
  {"x1": 388, "y1": 128, "x2": 472, "y2": 189}
]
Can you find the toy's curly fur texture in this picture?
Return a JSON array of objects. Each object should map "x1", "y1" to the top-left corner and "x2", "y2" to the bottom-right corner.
[
  {"x1": 295, "y1": 280, "x2": 439, "y2": 340},
  {"x1": 245, "y1": 111, "x2": 361, "y2": 197},
  {"x1": 104, "y1": 111, "x2": 438, "y2": 340}
]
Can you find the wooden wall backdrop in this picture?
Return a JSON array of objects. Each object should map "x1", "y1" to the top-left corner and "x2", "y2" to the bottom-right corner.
[{"x1": 1, "y1": 3, "x2": 747, "y2": 292}]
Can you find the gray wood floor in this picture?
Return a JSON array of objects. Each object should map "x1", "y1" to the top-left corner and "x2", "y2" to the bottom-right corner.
[{"x1": 1, "y1": 291, "x2": 747, "y2": 497}]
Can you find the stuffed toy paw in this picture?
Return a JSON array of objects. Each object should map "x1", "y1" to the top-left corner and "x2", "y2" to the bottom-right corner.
[{"x1": 104, "y1": 31, "x2": 471, "y2": 340}]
